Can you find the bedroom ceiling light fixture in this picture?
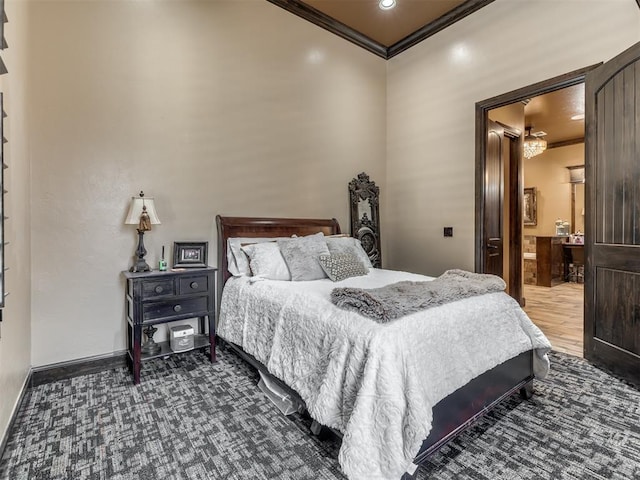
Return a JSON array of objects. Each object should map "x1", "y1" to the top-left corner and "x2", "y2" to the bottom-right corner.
[
  {"x1": 523, "y1": 127, "x2": 548, "y2": 159},
  {"x1": 379, "y1": 0, "x2": 396, "y2": 10},
  {"x1": 125, "y1": 190, "x2": 161, "y2": 273}
]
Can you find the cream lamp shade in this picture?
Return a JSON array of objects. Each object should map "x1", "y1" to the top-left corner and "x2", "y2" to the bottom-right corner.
[
  {"x1": 125, "y1": 192, "x2": 161, "y2": 230},
  {"x1": 126, "y1": 191, "x2": 161, "y2": 273}
]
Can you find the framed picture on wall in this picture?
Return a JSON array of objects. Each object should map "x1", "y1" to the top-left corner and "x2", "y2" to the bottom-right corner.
[
  {"x1": 173, "y1": 242, "x2": 208, "y2": 268},
  {"x1": 524, "y1": 187, "x2": 537, "y2": 226}
]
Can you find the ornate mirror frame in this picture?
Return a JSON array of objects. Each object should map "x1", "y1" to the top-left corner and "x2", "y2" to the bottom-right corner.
[{"x1": 349, "y1": 172, "x2": 381, "y2": 268}]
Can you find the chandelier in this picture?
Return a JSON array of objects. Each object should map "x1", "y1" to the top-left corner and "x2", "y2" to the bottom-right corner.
[{"x1": 523, "y1": 127, "x2": 547, "y2": 159}]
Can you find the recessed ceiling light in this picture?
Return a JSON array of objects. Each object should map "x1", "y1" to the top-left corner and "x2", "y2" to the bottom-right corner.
[
  {"x1": 571, "y1": 113, "x2": 585, "y2": 121},
  {"x1": 379, "y1": 0, "x2": 396, "y2": 10}
]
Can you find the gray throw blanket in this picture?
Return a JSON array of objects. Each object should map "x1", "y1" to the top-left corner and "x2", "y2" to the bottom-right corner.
[{"x1": 331, "y1": 269, "x2": 506, "y2": 323}]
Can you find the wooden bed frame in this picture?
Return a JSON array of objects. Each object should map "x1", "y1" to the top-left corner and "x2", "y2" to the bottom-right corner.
[{"x1": 215, "y1": 215, "x2": 534, "y2": 478}]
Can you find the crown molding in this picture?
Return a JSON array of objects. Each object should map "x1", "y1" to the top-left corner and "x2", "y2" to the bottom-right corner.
[
  {"x1": 548, "y1": 137, "x2": 585, "y2": 150},
  {"x1": 266, "y1": 0, "x2": 387, "y2": 59},
  {"x1": 387, "y1": 0, "x2": 495, "y2": 59},
  {"x1": 267, "y1": 0, "x2": 495, "y2": 60}
]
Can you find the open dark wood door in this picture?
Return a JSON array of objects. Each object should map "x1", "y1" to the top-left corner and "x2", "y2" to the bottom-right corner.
[
  {"x1": 483, "y1": 120, "x2": 504, "y2": 277},
  {"x1": 585, "y1": 41, "x2": 640, "y2": 386}
]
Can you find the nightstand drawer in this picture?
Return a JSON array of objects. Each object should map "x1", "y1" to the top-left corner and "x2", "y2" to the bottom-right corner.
[
  {"x1": 141, "y1": 279, "x2": 175, "y2": 298},
  {"x1": 178, "y1": 275, "x2": 208, "y2": 294},
  {"x1": 143, "y1": 296, "x2": 208, "y2": 321}
]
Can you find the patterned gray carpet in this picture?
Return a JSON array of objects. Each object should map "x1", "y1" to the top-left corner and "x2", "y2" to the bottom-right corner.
[{"x1": 0, "y1": 349, "x2": 638, "y2": 480}]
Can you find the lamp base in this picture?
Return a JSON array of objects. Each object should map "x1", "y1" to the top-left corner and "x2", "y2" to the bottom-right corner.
[
  {"x1": 130, "y1": 229, "x2": 151, "y2": 272},
  {"x1": 141, "y1": 325, "x2": 161, "y2": 355},
  {"x1": 130, "y1": 260, "x2": 151, "y2": 273}
]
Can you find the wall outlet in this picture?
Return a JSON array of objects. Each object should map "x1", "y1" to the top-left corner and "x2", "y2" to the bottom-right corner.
[{"x1": 444, "y1": 227, "x2": 453, "y2": 237}]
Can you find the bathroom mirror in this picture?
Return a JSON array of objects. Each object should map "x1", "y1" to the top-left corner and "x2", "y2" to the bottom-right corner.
[
  {"x1": 568, "y1": 166, "x2": 585, "y2": 235},
  {"x1": 349, "y1": 172, "x2": 381, "y2": 268},
  {"x1": 572, "y1": 183, "x2": 585, "y2": 234}
]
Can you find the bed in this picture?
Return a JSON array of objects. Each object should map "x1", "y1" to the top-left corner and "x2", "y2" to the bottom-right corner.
[{"x1": 215, "y1": 215, "x2": 551, "y2": 480}]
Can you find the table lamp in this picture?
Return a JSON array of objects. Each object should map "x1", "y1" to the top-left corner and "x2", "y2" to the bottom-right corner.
[{"x1": 125, "y1": 191, "x2": 161, "y2": 272}]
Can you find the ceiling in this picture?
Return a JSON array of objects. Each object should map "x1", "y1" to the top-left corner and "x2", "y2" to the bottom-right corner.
[
  {"x1": 268, "y1": 0, "x2": 586, "y2": 145},
  {"x1": 525, "y1": 84, "x2": 585, "y2": 146},
  {"x1": 267, "y1": 0, "x2": 495, "y2": 59}
]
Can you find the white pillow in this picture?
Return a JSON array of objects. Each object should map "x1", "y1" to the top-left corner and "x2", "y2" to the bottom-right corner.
[
  {"x1": 326, "y1": 236, "x2": 373, "y2": 269},
  {"x1": 277, "y1": 232, "x2": 330, "y2": 281},
  {"x1": 241, "y1": 242, "x2": 291, "y2": 281},
  {"x1": 227, "y1": 237, "x2": 287, "y2": 276}
]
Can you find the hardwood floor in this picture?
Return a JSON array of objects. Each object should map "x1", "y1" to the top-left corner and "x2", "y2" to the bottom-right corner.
[{"x1": 523, "y1": 282, "x2": 584, "y2": 358}]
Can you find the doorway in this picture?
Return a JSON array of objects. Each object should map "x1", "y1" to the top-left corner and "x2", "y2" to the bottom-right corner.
[
  {"x1": 474, "y1": 66, "x2": 596, "y2": 357},
  {"x1": 476, "y1": 42, "x2": 640, "y2": 387}
]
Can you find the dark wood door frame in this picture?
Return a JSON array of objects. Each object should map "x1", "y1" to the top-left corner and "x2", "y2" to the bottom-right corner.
[{"x1": 475, "y1": 65, "x2": 600, "y2": 302}]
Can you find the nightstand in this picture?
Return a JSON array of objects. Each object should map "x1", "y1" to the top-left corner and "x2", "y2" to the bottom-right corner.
[{"x1": 122, "y1": 267, "x2": 217, "y2": 384}]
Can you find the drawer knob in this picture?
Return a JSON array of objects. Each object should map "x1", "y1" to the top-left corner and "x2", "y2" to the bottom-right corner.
[
  {"x1": 155, "y1": 286, "x2": 164, "y2": 294},
  {"x1": 173, "y1": 304, "x2": 182, "y2": 313},
  {"x1": 190, "y1": 281, "x2": 199, "y2": 289}
]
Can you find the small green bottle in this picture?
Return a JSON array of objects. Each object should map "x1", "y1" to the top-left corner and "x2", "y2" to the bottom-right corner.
[{"x1": 159, "y1": 246, "x2": 168, "y2": 271}]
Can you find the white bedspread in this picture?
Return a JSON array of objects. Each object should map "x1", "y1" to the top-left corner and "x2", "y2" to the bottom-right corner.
[{"x1": 218, "y1": 269, "x2": 551, "y2": 480}]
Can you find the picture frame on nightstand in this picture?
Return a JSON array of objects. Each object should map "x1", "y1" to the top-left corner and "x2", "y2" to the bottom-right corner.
[{"x1": 173, "y1": 241, "x2": 208, "y2": 268}]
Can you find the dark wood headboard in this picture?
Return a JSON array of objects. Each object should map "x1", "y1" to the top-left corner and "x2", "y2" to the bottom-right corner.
[{"x1": 215, "y1": 215, "x2": 341, "y2": 306}]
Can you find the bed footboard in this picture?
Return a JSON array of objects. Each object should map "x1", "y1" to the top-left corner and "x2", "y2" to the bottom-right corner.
[
  {"x1": 411, "y1": 350, "x2": 534, "y2": 467},
  {"x1": 223, "y1": 336, "x2": 534, "y2": 479}
]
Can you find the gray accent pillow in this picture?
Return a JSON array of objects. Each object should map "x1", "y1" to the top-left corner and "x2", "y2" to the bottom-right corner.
[
  {"x1": 326, "y1": 236, "x2": 373, "y2": 269},
  {"x1": 241, "y1": 242, "x2": 291, "y2": 281},
  {"x1": 277, "y1": 232, "x2": 330, "y2": 281},
  {"x1": 318, "y1": 253, "x2": 368, "y2": 282}
]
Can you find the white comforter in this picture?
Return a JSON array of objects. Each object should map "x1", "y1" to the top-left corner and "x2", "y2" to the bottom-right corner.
[{"x1": 217, "y1": 269, "x2": 551, "y2": 480}]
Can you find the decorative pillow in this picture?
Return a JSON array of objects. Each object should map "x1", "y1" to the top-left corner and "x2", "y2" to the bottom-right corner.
[
  {"x1": 277, "y1": 232, "x2": 330, "y2": 281},
  {"x1": 241, "y1": 242, "x2": 291, "y2": 281},
  {"x1": 227, "y1": 237, "x2": 289, "y2": 276},
  {"x1": 326, "y1": 236, "x2": 373, "y2": 269},
  {"x1": 318, "y1": 253, "x2": 368, "y2": 282}
]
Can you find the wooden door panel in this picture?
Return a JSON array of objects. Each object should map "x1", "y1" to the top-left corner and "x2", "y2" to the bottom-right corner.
[
  {"x1": 595, "y1": 63, "x2": 640, "y2": 245},
  {"x1": 593, "y1": 245, "x2": 640, "y2": 270},
  {"x1": 586, "y1": 40, "x2": 640, "y2": 386},
  {"x1": 485, "y1": 238, "x2": 502, "y2": 276},
  {"x1": 594, "y1": 268, "x2": 640, "y2": 356},
  {"x1": 484, "y1": 123, "x2": 503, "y2": 278}
]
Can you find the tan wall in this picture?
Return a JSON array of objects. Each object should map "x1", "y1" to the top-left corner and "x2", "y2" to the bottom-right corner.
[
  {"x1": 27, "y1": 1, "x2": 387, "y2": 366},
  {"x1": 489, "y1": 104, "x2": 525, "y2": 133},
  {"x1": 523, "y1": 144, "x2": 584, "y2": 237},
  {"x1": 386, "y1": 0, "x2": 639, "y2": 276},
  {"x1": 0, "y1": 0, "x2": 32, "y2": 448}
]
